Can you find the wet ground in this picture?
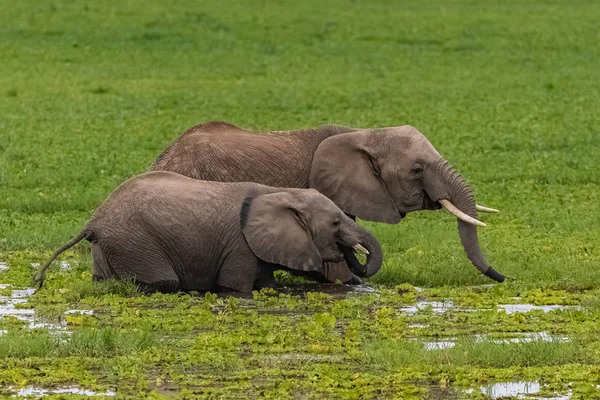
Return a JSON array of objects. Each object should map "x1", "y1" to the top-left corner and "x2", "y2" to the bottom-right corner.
[{"x1": 0, "y1": 261, "x2": 597, "y2": 399}]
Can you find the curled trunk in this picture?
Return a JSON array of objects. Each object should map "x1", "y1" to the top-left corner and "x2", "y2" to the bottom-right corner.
[
  {"x1": 340, "y1": 224, "x2": 383, "y2": 278},
  {"x1": 428, "y1": 160, "x2": 506, "y2": 282}
]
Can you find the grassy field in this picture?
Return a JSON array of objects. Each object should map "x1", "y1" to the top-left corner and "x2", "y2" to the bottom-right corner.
[{"x1": 1, "y1": 0, "x2": 599, "y2": 398}]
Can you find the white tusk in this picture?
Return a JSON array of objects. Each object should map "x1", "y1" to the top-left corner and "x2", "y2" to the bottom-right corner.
[
  {"x1": 439, "y1": 199, "x2": 487, "y2": 227},
  {"x1": 353, "y1": 244, "x2": 369, "y2": 255},
  {"x1": 476, "y1": 204, "x2": 500, "y2": 213}
]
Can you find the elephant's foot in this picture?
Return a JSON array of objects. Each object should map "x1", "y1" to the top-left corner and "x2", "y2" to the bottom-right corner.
[
  {"x1": 137, "y1": 279, "x2": 181, "y2": 294},
  {"x1": 346, "y1": 274, "x2": 363, "y2": 285},
  {"x1": 254, "y1": 263, "x2": 277, "y2": 290}
]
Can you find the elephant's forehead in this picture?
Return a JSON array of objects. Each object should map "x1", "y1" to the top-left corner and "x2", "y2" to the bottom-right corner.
[{"x1": 374, "y1": 127, "x2": 440, "y2": 157}]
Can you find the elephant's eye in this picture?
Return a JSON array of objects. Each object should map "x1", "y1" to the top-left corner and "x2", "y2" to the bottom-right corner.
[
  {"x1": 333, "y1": 218, "x2": 341, "y2": 227},
  {"x1": 411, "y1": 164, "x2": 424, "y2": 176}
]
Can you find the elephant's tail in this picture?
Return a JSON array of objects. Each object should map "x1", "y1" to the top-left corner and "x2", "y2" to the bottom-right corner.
[{"x1": 33, "y1": 230, "x2": 89, "y2": 288}]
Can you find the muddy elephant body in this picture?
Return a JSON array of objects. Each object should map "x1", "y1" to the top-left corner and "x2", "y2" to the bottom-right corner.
[
  {"x1": 35, "y1": 172, "x2": 382, "y2": 293},
  {"x1": 151, "y1": 121, "x2": 505, "y2": 283}
]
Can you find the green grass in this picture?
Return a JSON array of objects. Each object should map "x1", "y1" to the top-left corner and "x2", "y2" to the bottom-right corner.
[
  {"x1": 0, "y1": 328, "x2": 156, "y2": 358},
  {"x1": 1, "y1": 0, "x2": 600, "y2": 398},
  {"x1": 365, "y1": 337, "x2": 597, "y2": 369},
  {"x1": 1, "y1": 0, "x2": 599, "y2": 288}
]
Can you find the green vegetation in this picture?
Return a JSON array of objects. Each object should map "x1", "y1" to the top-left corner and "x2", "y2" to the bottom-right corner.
[{"x1": 1, "y1": 0, "x2": 599, "y2": 398}]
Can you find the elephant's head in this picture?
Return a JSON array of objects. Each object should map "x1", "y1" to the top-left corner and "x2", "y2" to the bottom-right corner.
[
  {"x1": 309, "y1": 126, "x2": 506, "y2": 282},
  {"x1": 240, "y1": 189, "x2": 382, "y2": 278}
]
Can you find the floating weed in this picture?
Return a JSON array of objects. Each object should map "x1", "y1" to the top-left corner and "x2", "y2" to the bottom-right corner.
[{"x1": 3, "y1": 256, "x2": 600, "y2": 396}]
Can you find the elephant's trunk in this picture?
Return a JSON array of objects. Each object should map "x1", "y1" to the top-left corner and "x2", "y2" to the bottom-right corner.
[
  {"x1": 340, "y1": 224, "x2": 383, "y2": 278},
  {"x1": 427, "y1": 159, "x2": 506, "y2": 282}
]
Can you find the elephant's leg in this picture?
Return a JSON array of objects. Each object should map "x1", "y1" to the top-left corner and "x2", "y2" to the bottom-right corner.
[
  {"x1": 321, "y1": 261, "x2": 363, "y2": 285},
  {"x1": 91, "y1": 243, "x2": 115, "y2": 282},
  {"x1": 254, "y1": 263, "x2": 277, "y2": 290},
  {"x1": 104, "y1": 244, "x2": 181, "y2": 294},
  {"x1": 216, "y1": 252, "x2": 259, "y2": 293}
]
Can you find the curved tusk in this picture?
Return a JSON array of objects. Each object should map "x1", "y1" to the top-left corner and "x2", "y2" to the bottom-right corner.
[
  {"x1": 353, "y1": 244, "x2": 369, "y2": 255},
  {"x1": 439, "y1": 199, "x2": 486, "y2": 227},
  {"x1": 476, "y1": 204, "x2": 500, "y2": 213}
]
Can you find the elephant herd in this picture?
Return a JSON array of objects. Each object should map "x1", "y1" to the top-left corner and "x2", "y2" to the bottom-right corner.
[{"x1": 35, "y1": 121, "x2": 505, "y2": 293}]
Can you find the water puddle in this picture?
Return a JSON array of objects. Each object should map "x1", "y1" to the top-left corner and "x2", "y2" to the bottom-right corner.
[
  {"x1": 398, "y1": 300, "x2": 458, "y2": 316},
  {"x1": 0, "y1": 284, "x2": 36, "y2": 324},
  {"x1": 478, "y1": 381, "x2": 571, "y2": 399},
  {"x1": 476, "y1": 331, "x2": 569, "y2": 344},
  {"x1": 411, "y1": 332, "x2": 569, "y2": 351},
  {"x1": 280, "y1": 283, "x2": 378, "y2": 299},
  {"x1": 497, "y1": 304, "x2": 580, "y2": 314},
  {"x1": 0, "y1": 284, "x2": 92, "y2": 334},
  {"x1": 418, "y1": 339, "x2": 456, "y2": 350},
  {"x1": 397, "y1": 300, "x2": 580, "y2": 316},
  {"x1": 6, "y1": 385, "x2": 116, "y2": 397},
  {"x1": 30, "y1": 261, "x2": 74, "y2": 271}
]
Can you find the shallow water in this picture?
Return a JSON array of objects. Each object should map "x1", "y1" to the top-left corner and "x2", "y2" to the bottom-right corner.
[
  {"x1": 7, "y1": 385, "x2": 116, "y2": 397},
  {"x1": 477, "y1": 331, "x2": 570, "y2": 344},
  {"x1": 422, "y1": 339, "x2": 456, "y2": 350},
  {"x1": 398, "y1": 300, "x2": 457, "y2": 316},
  {"x1": 0, "y1": 284, "x2": 67, "y2": 333},
  {"x1": 498, "y1": 304, "x2": 580, "y2": 314},
  {"x1": 412, "y1": 332, "x2": 570, "y2": 351},
  {"x1": 479, "y1": 381, "x2": 571, "y2": 399},
  {"x1": 30, "y1": 261, "x2": 73, "y2": 271}
]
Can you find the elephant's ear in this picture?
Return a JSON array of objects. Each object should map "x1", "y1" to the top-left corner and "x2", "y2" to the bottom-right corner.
[
  {"x1": 240, "y1": 192, "x2": 322, "y2": 272},
  {"x1": 309, "y1": 130, "x2": 401, "y2": 224}
]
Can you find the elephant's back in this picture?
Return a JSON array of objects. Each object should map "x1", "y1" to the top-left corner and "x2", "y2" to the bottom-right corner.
[
  {"x1": 96, "y1": 172, "x2": 248, "y2": 220},
  {"x1": 150, "y1": 121, "x2": 353, "y2": 188}
]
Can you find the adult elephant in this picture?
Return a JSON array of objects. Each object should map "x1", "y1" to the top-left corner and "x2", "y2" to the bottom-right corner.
[{"x1": 151, "y1": 121, "x2": 505, "y2": 283}]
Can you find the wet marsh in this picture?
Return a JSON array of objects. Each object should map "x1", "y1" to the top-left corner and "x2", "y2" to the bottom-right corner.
[
  {"x1": 1, "y1": 261, "x2": 600, "y2": 398},
  {"x1": 2, "y1": 0, "x2": 600, "y2": 397}
]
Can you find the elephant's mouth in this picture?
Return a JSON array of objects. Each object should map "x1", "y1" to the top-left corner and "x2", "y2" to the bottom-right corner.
[{"x1": 422, "y1": 192, "x2": 442, "y2": 210}]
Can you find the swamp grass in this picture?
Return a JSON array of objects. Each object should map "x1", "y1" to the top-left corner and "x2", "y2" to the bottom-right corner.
[{"x1": 1, "y1": 0, "x2": 600, "y2": 397}]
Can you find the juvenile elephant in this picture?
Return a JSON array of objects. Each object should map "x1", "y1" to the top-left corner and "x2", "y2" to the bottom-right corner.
[
  {"x1": 34, "y1": 172, "x2": 382, "y2": 293},
  {"x1": 151, "y1": 121, "x2": 505, "y2": 283}
]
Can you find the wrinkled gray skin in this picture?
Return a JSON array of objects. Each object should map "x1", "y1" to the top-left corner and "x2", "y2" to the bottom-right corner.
[
  {"x1": 151, "y1": 121, "x2": 506, "y2": 283},
  {"x1": 34, "y1": 172, "x2": 383, "y2": 293}
]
